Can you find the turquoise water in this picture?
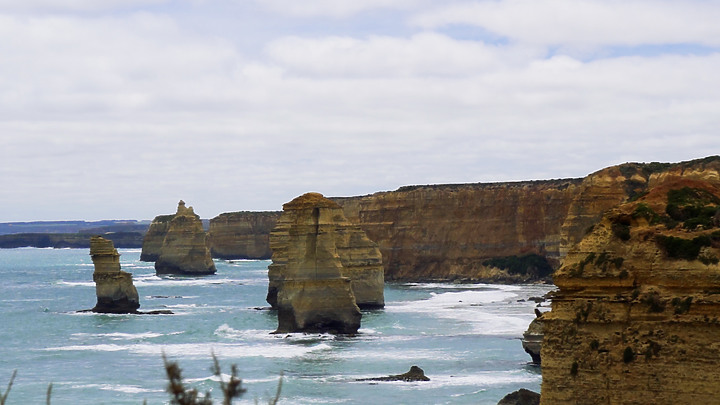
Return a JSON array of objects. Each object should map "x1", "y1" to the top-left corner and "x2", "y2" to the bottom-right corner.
[{"x1": 0, "y1": 248, "x2": 552, "y2": 404}]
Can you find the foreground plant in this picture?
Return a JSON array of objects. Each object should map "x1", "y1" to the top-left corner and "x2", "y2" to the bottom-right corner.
[{"x1": 163, "y1": 352, "x2": 282, "y2": 405}]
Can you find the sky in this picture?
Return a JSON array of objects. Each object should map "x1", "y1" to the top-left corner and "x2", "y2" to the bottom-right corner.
[{"x1": 1, "y1": 0, "x2": 719, "y2": 221}]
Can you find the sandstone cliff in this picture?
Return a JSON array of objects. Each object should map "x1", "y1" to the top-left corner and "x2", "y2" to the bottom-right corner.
[
  {"x1": 163, "y1": 156, "x2": 720, "y2": 283},
  {"x1": 90, "y1": 236, "x2": 140, "y2": 313},
  {"x1": 331, "y1": 157, "x2": 720, "y2": 282},
  {"x1": 207, "y1": 211, "x2": 281, "y2": 259},
  {"x1": 155, "y1": 201, "x2": 216, "y2": 276},
  {"x1": 540, "y1": 177, "x2": 720, "y2": 404},
  {"x1": 270, "y1": 193, "x2": 362, "y2": 334}
]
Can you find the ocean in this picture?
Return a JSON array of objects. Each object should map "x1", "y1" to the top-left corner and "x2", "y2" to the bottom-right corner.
[{"x1": 0, "y1": 248, "x2": 552, "y2": 404}]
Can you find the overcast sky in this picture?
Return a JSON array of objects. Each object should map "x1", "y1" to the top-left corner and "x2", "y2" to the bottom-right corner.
[{"x1": 1, "y1": 0, "x2": 719, "y2": 221}]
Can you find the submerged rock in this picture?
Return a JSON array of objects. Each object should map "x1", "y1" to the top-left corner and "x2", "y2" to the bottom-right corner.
[
  {"x1": 497, "y1": 389, "x2": 540, "y2": 405},
  {"x1": 155, "y1": 201, "x2": 216, "y2": 276},
  {"x1": 268, "y1": 193, "x2": 384, "y2": 309},
  {"x1": 270, "y1": 193, "x2": 362, "y2": 334},
  {"x1": 90, "y1": 236, "x2": 140, "y2": 313},
  {"x1": 357, "y1": 366, "x2": 430, "y2": 382}
]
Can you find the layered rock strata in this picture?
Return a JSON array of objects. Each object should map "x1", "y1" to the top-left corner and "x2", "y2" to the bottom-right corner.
[
  {"x1": 207, "y1": 211, "x2": 281, "y2": 259},
  {"x1": 540, "y1": 178, "x2": 720, "y2": 404},
  {"x1": 155, "y1": 201, "x2": 216, "y2": 275},
  {"x1": 268, "y1": 193, "x2": 384, "y2": 309},
  {"x1": 270, "y1": 193, "x2": 362, "y2": 334},
  {"x1": 90, "y1": 236, "x2": 140, "y2": 313},
  {"x1": 140, "y1": 213, "x2": 176, "y2": 261}
]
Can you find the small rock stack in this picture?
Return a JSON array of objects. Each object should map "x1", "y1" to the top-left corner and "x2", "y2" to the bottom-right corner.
[{"x1": 90, "y1": 236, "x2": 140, "y2": 313}]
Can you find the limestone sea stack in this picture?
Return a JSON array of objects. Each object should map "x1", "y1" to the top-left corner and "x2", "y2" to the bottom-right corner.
[
  {"x1": 521, "y1": 310, "x2": 544, "y2": 365},
  {"x1": 140, "y1": 213, "x2": 176, "y2": 261},
  {"x1": 90, "y1": 236, "x2": 140, "y2": 313},
  {"x1": 270, "y1": 193, "x2": 362, "y2": 334},
  {"x1": 540, "y1": 179, "x2": 720, "y2": 404},
  {"x1": 268, "y1": 193, "x2": 384, "y2": 309},
  {"x1": 155, "y1": 200, "x2": 216, "y2": 276}
]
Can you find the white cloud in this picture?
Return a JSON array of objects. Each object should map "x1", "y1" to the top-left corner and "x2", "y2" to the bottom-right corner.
[
  {"x1": 0, "y1": 0, "x2": 169, "y2": 12},
  {"x1": 411, "y1": 0, "x2": 720, "y2": 47},
  {"x1": 254, "y1": 0, "x2": 425, "y2": 18},
  {"x1": 0, "y1": 3, "x2": 719, "y2": 220},
  {"x1": 265, "y1": 32, "x2": 544, "y2": 77}
]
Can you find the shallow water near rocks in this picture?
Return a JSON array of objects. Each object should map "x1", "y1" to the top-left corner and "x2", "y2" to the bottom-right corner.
[{"x1": 0, "y1": 248, "x2": 552, "y2": 404}]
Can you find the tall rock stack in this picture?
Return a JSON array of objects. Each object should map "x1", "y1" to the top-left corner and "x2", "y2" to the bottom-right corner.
[
  {"x1": 267, "y1": 193, "x2": 384, "y2": 309},
  {"x1": 90, "y1": 236, "x2": 140, "y2": 313},
  {"x1": 155, "y1": 200, "x2": 216, "y2": 275},
  {"x1": 269, "y1": 193, "x2": 362, "y2": 334},
  {"x1": 540, "y1": 179, "x2": 720, "y2": 404}
]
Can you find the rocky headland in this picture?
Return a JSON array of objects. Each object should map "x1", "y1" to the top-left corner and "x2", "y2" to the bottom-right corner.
[
  {"x1": 154, "y1": 201, "x2": 216, "y2": 276},
  {"x1": 270, "y1": 193, "x2": 362, "y2": 334},
  {"x1": 540, "y1": 176, "x2": 720, "y2": 404},
  {"x1": 89, "y1": 236, "x2": 140, "y2": 313},
  {"x1": 197, "y1": 157, "x2": 719, "y2": 283}
]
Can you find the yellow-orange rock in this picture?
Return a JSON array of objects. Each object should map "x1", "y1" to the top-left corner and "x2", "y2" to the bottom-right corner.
[
  {"x1": 90, "y1": 236, "x2": 140, "y2": 313},
  {"x1": 270, "y1": 193, "x2": 362, "y2": 334},
  {"x1": 207, "y1": 211, "x2": 281, "y2": 259},
  {"x1": 269, "y1": 193, "x2": 384, "y2": 309},
  {"x1": 140, "y1": 213, "x2": 175, "y2": 262},
  {"x1": 540, "y1": 178, "x2": 720, "y2": 404},
  {"x1": 155, "y1": 201, "x2": 216, "y2": 275}
]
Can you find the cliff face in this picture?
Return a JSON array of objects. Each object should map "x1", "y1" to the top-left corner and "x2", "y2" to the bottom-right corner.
[
  {"x1": 207, "y1": 211, "x2": 281, "y2": 259},
  {"x1": 540, "y1": 177, "x2": 720, "y2": 404},
  {"x1": 334, "y1": 179, "x2": 582, "y2": 281},
  {"x1": 332, "y1": 157, "x2": 720, "y2": 282}
]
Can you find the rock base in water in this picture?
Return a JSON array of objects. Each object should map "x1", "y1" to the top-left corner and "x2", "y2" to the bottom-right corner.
[
  {"x1": 90, "y1": 236, "x2": 140, "y2": 314},
  {"x1": 497, "y1": 389, "x2": 540, "y2": 405},
  {"x1": 357, "y1": 366, "x2": 430, "y2": 382},
  {"x1": 276, "y1": 278, "x2": 361, "y2": 334}
]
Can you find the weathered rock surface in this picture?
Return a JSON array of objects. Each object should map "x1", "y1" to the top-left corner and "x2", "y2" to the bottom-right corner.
[
  {"x1": 90, "y1": 236, "x2": 140, "y2": 313},
  {"x1": 521, "y1": 310, "x2": 544, "y2": 365},
  {"x1": 270, "y1": 193, "x2": 362, "y2": 334},
  {"x1": 155, "y1": 201, "x2": 216, "y2": 275},
  {"x1": 497, "y1": 389, "x2": 540, "y2": 405},
  {"x1": 207, "y1": 211, "x2": 281, "y2": 259},
  {"x1": 140, "y1": 213, "x2": 176, "y2": 261},
  {"x1": 357, "y1": 366, "x2": 430, "y2": 382},
  {"x1": 540, "y1": 177, "x2": 720, "y2": 404},
  {"x1": 268, "y1": 193, "x2": 384, "y2": 309}
]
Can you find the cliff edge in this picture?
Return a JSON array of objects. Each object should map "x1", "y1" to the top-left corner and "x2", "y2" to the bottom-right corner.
[{"x1": 540, "y1": 176, "x2": 720, "y2": 404}]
